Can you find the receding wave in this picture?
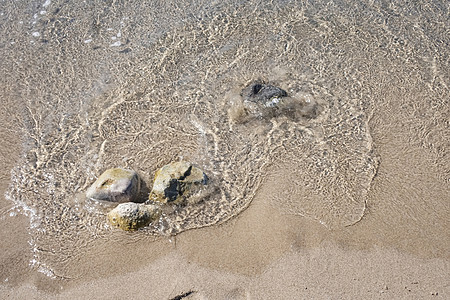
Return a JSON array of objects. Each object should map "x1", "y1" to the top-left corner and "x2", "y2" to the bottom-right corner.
[{"x1": 6, "y1": 0, "x2": 446, "y2": 278}]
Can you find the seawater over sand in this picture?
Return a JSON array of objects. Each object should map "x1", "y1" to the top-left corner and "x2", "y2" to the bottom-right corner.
[{"x1": 0, "y1": 0, "x2": 448, "y2": 283}]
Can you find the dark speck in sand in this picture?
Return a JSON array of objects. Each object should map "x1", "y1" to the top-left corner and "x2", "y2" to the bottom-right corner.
[
  {"x1": 119, "y1": 48, "x2": 132, "y2": 53},
  {"x1": 169, "y1": 291, "x2": 195, "y2": 300}
]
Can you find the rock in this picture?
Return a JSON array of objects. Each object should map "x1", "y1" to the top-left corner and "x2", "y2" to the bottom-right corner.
[
  {"x1": 236, "y1": 81, "x2": 322, "y2": 122},
  {"x1": 236, "y1": 81, "x2": 290, "y2": 120},
  {"x1": 241, "y1": 81, "x2": 288, "y2": 107},
  {"x1": 86, "y1": 168, "x2": 142, "y2": 203},
  {"x1": 107, "y1": 202, "x2": 160, "y2": 231},
  {"x1": 149, "y1": 161, "x2": 208, "y2": 204}
]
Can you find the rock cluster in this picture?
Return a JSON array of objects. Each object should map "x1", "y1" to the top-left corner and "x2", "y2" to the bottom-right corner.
[{"x1": 86, "y1": 162, "x2": 208, "y2": 231}]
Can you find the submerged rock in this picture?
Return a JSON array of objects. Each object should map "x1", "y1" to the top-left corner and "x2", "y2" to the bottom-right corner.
[
  {"x1": 233, "y1": 81, "x2": 290, "y2": 120},
  {"x1": 86, "y1": 168, "x2": 142, "y2": 203},
  {"x1": 230, "y1": 81, "x2": 321, "y2": 122},
  {"x1": 241, "y1": 81, "x2": 288, "y2": 107},
  {"x1": 149, "y1": 161, "x2": 208, "y2": 204},
  {"x1": 107, "y1": 203, "x2": 160, "y2": 231}
]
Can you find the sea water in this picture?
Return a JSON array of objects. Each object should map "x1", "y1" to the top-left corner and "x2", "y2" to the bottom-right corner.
[{"x1": 1, "y1": 0, "x2": 447, "y2": 278}]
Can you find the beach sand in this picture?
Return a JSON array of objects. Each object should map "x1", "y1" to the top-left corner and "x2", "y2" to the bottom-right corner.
[
  {"x1": 1, "y1": 0, "x2": 449, "y2": 299},
  {"x1": 1, "y1": 96, "x2": 449, "y2": 298}
]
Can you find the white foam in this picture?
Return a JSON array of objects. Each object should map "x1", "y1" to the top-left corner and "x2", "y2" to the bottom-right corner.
[
  {"x1": 110, "y1": 41, "x2": 121, "y2": 47},
  {"x1": 84, "y1": 39, "x2": 92, "y2": 44},
  {"x1": 32, "y1": 32, "x2": 40, "y2": 37},
  {"x1": 190, "y1": 117, "x2": 206, "y2": 135},
  {"x1": 42, "y1": 0, "x2": 51, "y2": 8},
  {"x1": 264, "y1": 97, "x2": 281, "y2": 107},
  {"x1": 38, "y1": 265, "x2": 56, "y2": 278}
]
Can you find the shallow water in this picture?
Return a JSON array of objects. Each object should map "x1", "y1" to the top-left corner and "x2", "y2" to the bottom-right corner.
[{"x1": 1, "y1": 0, "x2": 448, "y2": 279}]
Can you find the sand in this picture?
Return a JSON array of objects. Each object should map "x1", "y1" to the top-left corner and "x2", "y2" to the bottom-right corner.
[
  {"x1": 1, "y1": 0, "x2": 449, "y2": 299},
  {"x1": 1, "y1": 114, "x2": 449, "y2": 298}
]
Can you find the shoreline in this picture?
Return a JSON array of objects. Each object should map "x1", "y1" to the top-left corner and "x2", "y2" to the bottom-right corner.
[
  {"x1": 0, "y1": 88, "x2": 448, "y2": 298},
  {"x1": 1, "y1": 1, "x2": 448, "y2": 298}
]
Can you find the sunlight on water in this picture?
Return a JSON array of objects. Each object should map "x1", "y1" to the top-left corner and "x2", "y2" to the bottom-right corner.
[{"x1": 2, "y1": 0, "x2": 447, "y2": 278}]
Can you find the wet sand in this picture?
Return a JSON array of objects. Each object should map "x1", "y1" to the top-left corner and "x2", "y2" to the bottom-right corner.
[
  {"x1": 1, "y1": 98, "x2": 449, "y2": 297},
  {"x1": 1, "y1": 0, "x2": 449, "y2": 299}
]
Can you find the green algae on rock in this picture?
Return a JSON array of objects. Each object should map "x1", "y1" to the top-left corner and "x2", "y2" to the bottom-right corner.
[
  {"x1": 149, "y1": 161, "x2": 208, "y2": 204},
  {"x1": 107, "y1": 202, "x2": 161, "y2": 231},
  {"x1": 86, "y1": 168, "x2": 142, "y2": 203}
]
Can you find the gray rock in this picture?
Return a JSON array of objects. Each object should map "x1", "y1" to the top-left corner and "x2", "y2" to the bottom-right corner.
[
  {"x1": 236, "y1": 81, "x2": 291, "y2": 120},
  {"x1": 241, "y1": 81, "x2": 288, "y2": 107},
  {"x1": 107, "y1": 203, "x2": 160, "y2": 231},
  {"x1": 149, "y1": 161, "x2": 208, "y2": 204},
  {"x1": 86, "y1": 168, "x2": 141, "y2": 203},
  {"x1": 236, "y1": 81, "x2": 321, "y2": 121}
]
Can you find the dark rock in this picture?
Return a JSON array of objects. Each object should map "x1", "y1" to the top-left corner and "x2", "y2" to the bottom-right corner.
[
  {"x1": 241, "y1": 81, "x2": 288, "y2": 107},
  {"x1": 230, "y1": 81, "x2": 322, "y2": 122}
]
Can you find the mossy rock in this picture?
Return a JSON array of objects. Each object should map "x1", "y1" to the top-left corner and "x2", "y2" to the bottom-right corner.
[
  {"x1": 149, "y1": 161, "x2": 208, "y2": 204},
  {"x1": 107, "y1": 203, "x2": 160, "y2": 231}
]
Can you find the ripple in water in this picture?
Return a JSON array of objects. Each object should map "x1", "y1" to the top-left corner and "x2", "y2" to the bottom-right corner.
[{"x1": 7, "y1": 1, "x2": 425, "y2": 278}]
